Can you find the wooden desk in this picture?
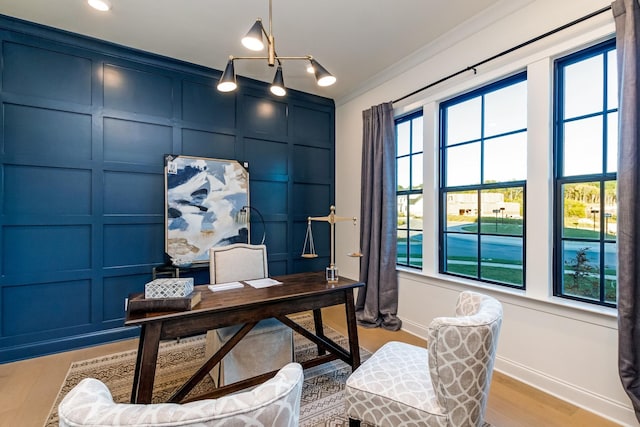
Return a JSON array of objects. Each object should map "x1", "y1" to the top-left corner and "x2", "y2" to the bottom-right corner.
[{"x1": 125, "y1": 271, "x2": 364, "y2": 404}]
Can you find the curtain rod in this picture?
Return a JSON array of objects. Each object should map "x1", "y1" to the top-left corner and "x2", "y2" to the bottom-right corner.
[{"x1": 393, "y1": 5, "x2": 613, "y2": 104}]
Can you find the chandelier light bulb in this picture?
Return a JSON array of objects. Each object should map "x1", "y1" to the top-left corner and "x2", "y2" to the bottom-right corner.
[
  {"x1": 218, "y1": 81, "x2": 237, "y2": 92},
  {"x1": 242, "y1": 38, "x2": 264, "y2": 51},
  {"x1": 317, "y1": 75, "x2": 336, "y2": 87},
  {"x1": 270, "y1": 66, "x2": 286, "y2": 96},
  {"x1": 270, "y1": 85, "x2": 286, "y2": 96},
  {"x1": 310, "y1": 59, "x2": 336, "y2": 87},
  {"x1": 88, "y1": 0, "x2": 111, "y2": 11},
  {"x1": 242, "y1": 20, "x2": 265, "y2": 51},
  {"x1": 217, "y1": 59, "x2": 238, "y2": 92}
]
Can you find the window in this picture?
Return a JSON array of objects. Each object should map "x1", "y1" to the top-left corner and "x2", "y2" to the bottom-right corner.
[
  {"x1": 396, "y1": 111, "x2": 423, "y2": 268},
  {"x1": 439, "y1": 73, "x2": 527, "y2": 288},
  {"x1": 554, "y1": 40, "x2": 617, "y2": 307}
]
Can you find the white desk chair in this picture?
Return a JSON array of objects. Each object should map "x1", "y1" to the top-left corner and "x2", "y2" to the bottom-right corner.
[{"x1": 205, "y1": 243, "x2": 294, "y2": 386}]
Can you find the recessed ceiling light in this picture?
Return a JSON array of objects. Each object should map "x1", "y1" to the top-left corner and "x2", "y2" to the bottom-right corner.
[{"x1": 88, "y1": 0, "x2": 111, "y2": 12}]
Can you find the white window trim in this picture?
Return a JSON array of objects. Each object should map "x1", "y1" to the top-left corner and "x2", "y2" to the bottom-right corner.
[{"x1": 393, "y1": 20, "x2": 618, "y2": 321}]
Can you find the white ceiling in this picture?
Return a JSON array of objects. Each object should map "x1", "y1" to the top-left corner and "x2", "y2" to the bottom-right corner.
[{"x1": 0, "y1": 0, "x2": 515, "y2": 102}]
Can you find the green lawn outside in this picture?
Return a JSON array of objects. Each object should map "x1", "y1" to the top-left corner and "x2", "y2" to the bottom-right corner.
[
  {"x1": 398, "y1": 223, "x2": 616, "y2": 301},
  {"x1": 562, "y1": 273, "x2": 616, "y2": 302},
  {"x1": 446, "y1": 257, "x2": 524, "y2": 286},
  {"x1": 460, "y1": 223, "x2": 523, "y2": 235},
  {"x1": 563, "y1": 227, "x2": 616, "y2": 240}
]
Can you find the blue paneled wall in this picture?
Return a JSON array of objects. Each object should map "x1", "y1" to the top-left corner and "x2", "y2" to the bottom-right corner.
[{"x1": 0, "y1": 15, "x2": 335, "y2": 362}]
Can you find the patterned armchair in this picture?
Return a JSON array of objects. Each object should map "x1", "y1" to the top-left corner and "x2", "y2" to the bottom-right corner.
[
  {"x1": 58, "y1": 362, "x2": 303, "y2": 427},
  {"x1": 345, "y1": 291, "x2": 503, "y2": 426}
]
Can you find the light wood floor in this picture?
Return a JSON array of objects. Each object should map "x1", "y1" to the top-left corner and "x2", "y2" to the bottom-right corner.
[{"x1": 0, "y1": 305, "x2": 621, "y2": 427}]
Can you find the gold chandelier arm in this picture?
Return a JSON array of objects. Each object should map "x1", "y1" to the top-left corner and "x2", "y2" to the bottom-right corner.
[
  {"x1": 273, "y1": 55, "x2": 313, "y2": 61},
  {"x1": 268, "y1": 0, "x2": 273, "y2": 38},
  {"x1": 230, "y1": 56, "x2": 269, "y2": 60},
  {"x1": 268, "y1": 35, "x2": 275, "y2": 65},
  {"x1": 231, "y1": 55, "x2": 312, "y2": 62}
]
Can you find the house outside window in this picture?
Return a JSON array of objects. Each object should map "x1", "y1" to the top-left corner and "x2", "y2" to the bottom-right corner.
[
  {"x1": 396, "y1": 111, "x2": 423, "y2": 268},
  {"x1": 554, "y1": 39, "x2": 617, "y2": 307},
  {"x1": 439, "y1": 72, "x2": 527, "y2": 288}
]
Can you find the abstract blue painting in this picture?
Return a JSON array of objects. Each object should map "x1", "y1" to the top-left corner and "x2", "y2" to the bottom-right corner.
[{"x1": 164, "y1": 155, "x2": 249, "y2": 265}]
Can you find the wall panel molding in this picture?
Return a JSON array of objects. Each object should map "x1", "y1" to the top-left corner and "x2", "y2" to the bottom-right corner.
[{"x1": 0, "y1": 15, "x2": 334, "y2": 362}]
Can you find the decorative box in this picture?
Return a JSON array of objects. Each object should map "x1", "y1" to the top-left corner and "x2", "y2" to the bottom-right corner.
[
  {"x1": 145, "y1": 278, "x2": 194, "y2": 299},
  {"x1": 128, "y1": 291, "x2": 201, "y2": 313}
]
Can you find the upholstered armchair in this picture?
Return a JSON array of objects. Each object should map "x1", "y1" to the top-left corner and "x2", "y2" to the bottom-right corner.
[
  {"x1": 206, "y1": 243, "x2": 294, "y2": 386},
  {"x1": 345, "y1": 291, "x2": 503, "y2": 427},
  {"x1": 58, "y1": 362, "x2": 304, "y2": 427}
]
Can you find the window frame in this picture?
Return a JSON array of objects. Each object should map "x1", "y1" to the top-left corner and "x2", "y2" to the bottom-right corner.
[
  {"x1": 396, "y1": 110, "x2": 424, "y2": 269},
  {"x1": 438, "y1": 71, "x2": 528, "y2": 289},
  {"x1": 553, "y1": 38, "x2": 617, "y2": 308}
]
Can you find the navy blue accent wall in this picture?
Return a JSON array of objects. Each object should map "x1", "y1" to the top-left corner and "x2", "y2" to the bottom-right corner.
[{"x1": 0, "y1": 15, "x2": 335, "y2": 363}]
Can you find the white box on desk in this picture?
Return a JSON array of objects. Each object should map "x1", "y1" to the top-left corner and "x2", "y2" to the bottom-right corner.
[{"x1": 145, "y1": 278, "x2": 194, "y2": 299}]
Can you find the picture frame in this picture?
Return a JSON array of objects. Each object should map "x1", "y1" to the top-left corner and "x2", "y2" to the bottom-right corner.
[{"x1": 164, "y1": 155, "x2": 249, "y2": 266}]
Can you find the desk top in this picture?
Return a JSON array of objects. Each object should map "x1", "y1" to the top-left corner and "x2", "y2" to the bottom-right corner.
[{"x1": 125, "y1": 271, "x2": 363, "y2": 327}]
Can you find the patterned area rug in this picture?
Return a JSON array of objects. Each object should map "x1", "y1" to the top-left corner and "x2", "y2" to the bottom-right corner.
[{"x1": 45, "y1": 313, "x2": 370, "y2": 427}]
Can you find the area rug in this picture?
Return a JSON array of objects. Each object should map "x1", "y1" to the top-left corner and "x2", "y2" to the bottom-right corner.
[{"x1": 45, "y1": 313, "x2": 370, "y2": 427}]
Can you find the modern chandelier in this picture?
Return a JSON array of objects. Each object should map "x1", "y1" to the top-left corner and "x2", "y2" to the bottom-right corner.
[{"x1": 217, "y1": 0, "x2": 336, "y2": 97}]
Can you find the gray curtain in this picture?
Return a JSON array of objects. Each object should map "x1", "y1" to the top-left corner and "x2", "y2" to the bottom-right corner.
[
  {"x1": 356, "y1": 102, "x2": 402, "y2": 331},
  {"x1": 613, "y1": 0, "x2": 640, "y2": 421}
]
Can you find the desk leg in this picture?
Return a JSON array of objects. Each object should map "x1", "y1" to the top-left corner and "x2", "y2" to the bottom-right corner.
[
  {"x1": 344, "y1": 290, "x2": 361, "y2": 369},
  {"x1": 312, "y1": 308, "x2": 326, "y2": 356},
  {"x1": 130, "y1": 325, "x2": 145, "y2": 403},
  {"x1": 130, "y1": 322, "x2": 161, "y2": 403}
]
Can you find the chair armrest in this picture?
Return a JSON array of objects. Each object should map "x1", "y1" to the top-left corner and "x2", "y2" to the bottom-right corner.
[{"x1": 58, "y1": 362, "x2": 303, "y2": 427}]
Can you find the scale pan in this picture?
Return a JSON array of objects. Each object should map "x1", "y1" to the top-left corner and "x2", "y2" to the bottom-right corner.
[{"x1": 301, "y1": 254, "x2": 319, "y2": 258}]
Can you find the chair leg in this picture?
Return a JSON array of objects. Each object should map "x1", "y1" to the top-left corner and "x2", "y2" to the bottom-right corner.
[{"x1": 349, "y1": 418, "x2": 361, "y2": 427}]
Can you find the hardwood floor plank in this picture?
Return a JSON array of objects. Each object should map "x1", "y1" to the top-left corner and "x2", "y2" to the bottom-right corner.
[
  {"x1": 0, "y1": 339, "x2": 139, "y2": 427},
  {"x1": 0, "y1": 306, "x2": 621, "y2": 427}
]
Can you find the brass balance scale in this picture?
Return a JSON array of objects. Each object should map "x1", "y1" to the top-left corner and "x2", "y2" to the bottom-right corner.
[{"x1": 301, "y1": 205, "x2": 362, "y2": 282}]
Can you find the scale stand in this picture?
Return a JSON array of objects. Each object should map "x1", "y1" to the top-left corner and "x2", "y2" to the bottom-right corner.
[{"x1": 302, "y1": 205, "x2": 362, "y2": 283}]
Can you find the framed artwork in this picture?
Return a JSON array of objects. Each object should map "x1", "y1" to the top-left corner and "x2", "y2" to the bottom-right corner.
[{"x1": 164, "y1": 155, "x2": 249, "y2": 266}]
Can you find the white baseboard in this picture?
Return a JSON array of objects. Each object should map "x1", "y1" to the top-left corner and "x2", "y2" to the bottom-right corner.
[
  {"x1": 400, "y1": 318, "x2": 428, "y2": 339},
  {"x1": 495, "y1": 356, "x2": 637, "y2": 426}
]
